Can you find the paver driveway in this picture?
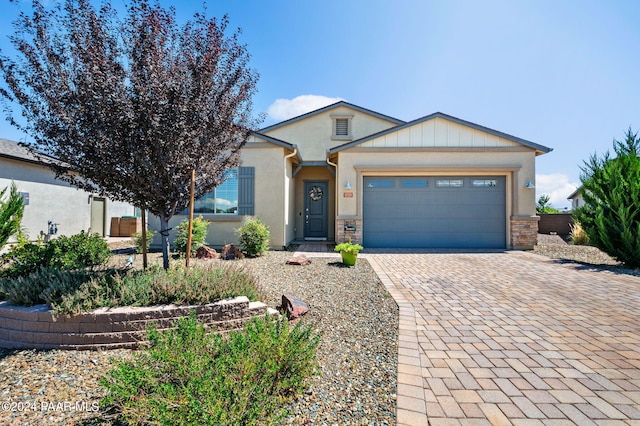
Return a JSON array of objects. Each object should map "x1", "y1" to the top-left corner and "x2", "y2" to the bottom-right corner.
[{"x1": 366, "y1": 250, "x2": 640, "y2": 426}]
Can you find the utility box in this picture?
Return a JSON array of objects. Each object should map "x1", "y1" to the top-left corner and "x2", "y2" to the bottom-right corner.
[
  {"x1": 119, "y1": 217, "x2": 142, "y2": 236},
  {"x1": 110, "y1": 217, "x2": 121, "y2": 237}
]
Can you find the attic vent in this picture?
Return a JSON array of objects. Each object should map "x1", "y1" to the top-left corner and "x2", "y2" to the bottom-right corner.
[
  {"x1": 335, "y1": 118, "x2": 349, "y2": 136},
  {"x1": 331, "y1": 113, "x2": 353, "y2": 140}
]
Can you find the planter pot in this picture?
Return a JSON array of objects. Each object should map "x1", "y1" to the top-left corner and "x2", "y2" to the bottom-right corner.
[{"x1": 340, "y1": 251, "x2": 358, "y2": 266}]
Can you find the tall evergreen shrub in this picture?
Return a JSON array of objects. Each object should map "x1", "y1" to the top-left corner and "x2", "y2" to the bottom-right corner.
[{"x1": 573, "y1": 128, "x2": 640, "y2": 267}]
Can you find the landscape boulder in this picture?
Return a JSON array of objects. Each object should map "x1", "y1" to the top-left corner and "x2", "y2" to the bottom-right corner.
[
  {"x1": 286, "y1": 255, "x2": 312, "y2": 266},
  {"x1": 220, "y1": 243, "x2": 245, "y2": 260},
  {"x1": 281, "y1": 294, "x2": 309, "y2": 320},
  {"x1": 195, "y1": 245, "x2": 218, "y2": 259}
]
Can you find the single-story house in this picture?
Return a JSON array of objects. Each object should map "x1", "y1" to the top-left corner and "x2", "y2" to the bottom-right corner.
[
  {"x1": 0, "y1": 138, "x2": 134, "y2": 242},
  {"x1": 567, "y1": 186, "x2": 584, "y2": 210},
  {"x1": 154, "y1": 101, "x2": 552, "y2": 250}
]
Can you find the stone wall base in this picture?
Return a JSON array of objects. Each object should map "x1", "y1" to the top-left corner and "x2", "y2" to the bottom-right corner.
[
  {"x1": 336, "y1": 218, "x2": 363, "y2": 244},
  {"x1": 511, "y1": 216, "x2": 540, "y2": 249},
  {"x1": 0, "y1": 297, "x2": 279, "y2": 350}
]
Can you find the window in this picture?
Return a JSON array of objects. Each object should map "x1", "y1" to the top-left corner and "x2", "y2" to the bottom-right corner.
[
  {"x1": 436, "y1": 179, "x2": 463, "y2": 188},
  {"x1": 185, "y1": 169, "x2": 238, "y2": 214},
  {"x1": 472, "y1": 179, "x2": 497, "y2": 187},
  {"x1": 402, "y1": 179, "x2": 428, "y2": 188},
  {"x1": 331, "y1": 113, "x2": 353, "y2": 140},
  {"x1": 366, "y1": 179, "x2": 394, "y2": 188}
]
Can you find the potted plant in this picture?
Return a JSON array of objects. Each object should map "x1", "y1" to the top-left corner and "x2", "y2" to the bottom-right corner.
[{"x1": 334, "y1": 240, "x2": 363, "y2": 266}]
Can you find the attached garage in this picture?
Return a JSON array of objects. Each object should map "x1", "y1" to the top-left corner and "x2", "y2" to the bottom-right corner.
[{"x1": 363, "y1": 176, "x2": 506, "y2": 248}]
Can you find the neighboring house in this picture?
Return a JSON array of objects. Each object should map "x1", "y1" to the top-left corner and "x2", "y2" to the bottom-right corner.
[
  {"x1": 153, "y1": 101, "x2": 552, "y2": 250},
  {"x1": 567, "y1": 186, "x2": 585, "y2": 210},
  {"x1": 0, "y1": 138, "x2": 134, "y2": 241}
]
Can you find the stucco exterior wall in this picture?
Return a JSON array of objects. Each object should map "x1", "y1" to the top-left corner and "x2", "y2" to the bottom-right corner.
[
  {"x1": 264, "y1": 106, "x2": 399, "y2": 161},
  {"x1": 242, "y1": 146, "x2": 288, "y2": 247},
  {"x1": 285, "y1": 157, "x2": 296, "y2": 244},
  {"x1": 158, "y1": 146, "x2": 289, "y2": 249},
  {"x1": 1, "y1": 157, "x2": 133, "y2": 241}
]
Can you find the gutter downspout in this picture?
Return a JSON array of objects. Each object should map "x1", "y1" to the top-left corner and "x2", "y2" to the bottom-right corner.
[
  {"x1": 327, "y1": 154, "x2": 338, "y2": 243},
  {"x1": 284, "y1": 147, "x2": 298, "y2": 249}
]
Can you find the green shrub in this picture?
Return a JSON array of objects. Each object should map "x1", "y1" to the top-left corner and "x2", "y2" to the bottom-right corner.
[
  {"x1": 0, "y1": 263, "x2": 263, "y2": 315},
  {"x1": 133, "y1": 229, "x2": 156, "y2": 253},
  {"x1": 334, "y1": 241, "x2": 364, "y2": 255},
  {"x1": 100, "y1": 313, "x2": 320, "y2": 425},
  {"x1": 47, "y1": 231, "x2": 112, "y2": 269},
  {"x1": 113, "y1": 263, "x2": 263, "y2": 309},
  {"x1": 174, "y1": 216, "x2": 208, "y2": 256},
  {"x1": 236, "y1": 218, "x2": 270, "y2": 257},
  {"x1": 0, "y1": 267, "x2": 115, "y2": 309},
  {"x1": 573, "y1": 128, "x2": 640, "y2": 267},
  {"x1": 0, "y1": 231, "x2": 111, "y2": 278},
  {"x1": 0, "y1": 241, "x2": 46, "y2": 278}
]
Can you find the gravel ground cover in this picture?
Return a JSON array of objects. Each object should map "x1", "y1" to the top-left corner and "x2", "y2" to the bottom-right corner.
[
  {"x1": 0, "y1": 248, "x2": 399, "y2": 425},
  {"x1": 3, "y1": 235, "x2": 639, "y2": 425},
  {"x1": 534, "y1": 233, "x2": 640, "y2": 276}
]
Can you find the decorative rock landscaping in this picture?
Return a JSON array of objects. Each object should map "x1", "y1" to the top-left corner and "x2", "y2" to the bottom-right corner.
[{"x1": 0, "y1": 297, "x2": 278, "y2": 350}]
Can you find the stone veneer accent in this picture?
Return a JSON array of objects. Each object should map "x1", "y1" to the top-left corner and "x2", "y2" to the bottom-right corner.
[
  {"x1": 510, "y1": 216, "x2": 540, "y2": 249},
  {"x1": 0, "y1": 297, "x2": 279, "y2": 350},
  {"x1": 336, "y1": 218, "x2": 363, "y2": 244}
]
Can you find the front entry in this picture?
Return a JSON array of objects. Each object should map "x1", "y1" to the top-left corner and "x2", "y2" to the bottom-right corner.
[{"x1": 304, "y1": 181, "x2": 328, "y2": 240}]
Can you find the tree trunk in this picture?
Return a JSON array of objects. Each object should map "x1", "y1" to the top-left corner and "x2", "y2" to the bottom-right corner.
[{"x1": 159, "y1": 215, "x2": 171, "y2": 270}]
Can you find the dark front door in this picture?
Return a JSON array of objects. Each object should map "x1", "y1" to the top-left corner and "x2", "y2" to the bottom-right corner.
[{"x1": 304, "y1": 181, "x2": 328, "y2": 240}]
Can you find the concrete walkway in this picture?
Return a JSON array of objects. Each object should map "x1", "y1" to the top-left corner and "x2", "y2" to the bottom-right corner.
[{"x1": 365, "y1": 250, "x2": 640, "y2": 425}]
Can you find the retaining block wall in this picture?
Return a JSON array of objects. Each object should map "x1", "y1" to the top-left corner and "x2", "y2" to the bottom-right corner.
[{"x1": 0, "y1": 297, "x2": 278, "y2": 350}]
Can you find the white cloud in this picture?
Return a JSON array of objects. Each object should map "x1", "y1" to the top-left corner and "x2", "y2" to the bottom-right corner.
[
  {"x1": 535, "y1": 173, "x2": 580, "y2": 209},
  {"x1": 267, "y1": 95, "x2": 344, "y2": 121}
]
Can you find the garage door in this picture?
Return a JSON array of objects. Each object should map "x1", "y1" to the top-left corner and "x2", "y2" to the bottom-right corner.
[{"x1": 363, "y1": 176, "x2": 506, "y2": 248}]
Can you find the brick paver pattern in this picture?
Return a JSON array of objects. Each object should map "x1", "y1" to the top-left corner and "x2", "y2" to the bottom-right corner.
[{"x1": 366, "y1": 250, "x2": 640, "y2": 426}]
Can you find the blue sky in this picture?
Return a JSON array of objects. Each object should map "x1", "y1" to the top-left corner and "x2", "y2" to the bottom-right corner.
[{"x1": 1, "y1": 0, "x2": 639, "y2": 209}]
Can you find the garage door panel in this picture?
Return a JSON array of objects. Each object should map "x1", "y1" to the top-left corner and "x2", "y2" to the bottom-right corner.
[{"x1": 363, "y1": 176, "x2": 506, "y2": 248}]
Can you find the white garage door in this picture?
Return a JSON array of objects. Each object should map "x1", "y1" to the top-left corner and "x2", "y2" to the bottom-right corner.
[{"x1": 363, "y1": 176, "x2": 506, "y2": 248}]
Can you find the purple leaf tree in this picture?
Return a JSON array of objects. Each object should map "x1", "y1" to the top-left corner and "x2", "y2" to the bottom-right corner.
[{"x1": 0, "y1": 0, "x2": 261, "y2": 268}]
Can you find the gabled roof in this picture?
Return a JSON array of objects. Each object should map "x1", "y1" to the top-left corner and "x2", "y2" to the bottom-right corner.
[
  {"x1": 567, "y1": 186, "x2": 583, "y2": 200},
  {"x1": 328, "y1": 112, "x2": 553, "y2": 154},
  {"x1": 0, "y1": 138, "x2": 63, "y2": 167},
  {"x1": 0, "y1": 138, "x2": 47, "y2": 165},
  {"x1": 259, "y1": 101, "x2": 405, "y2": 133},
  {"x1": 250, "y1": 132, "x2": 295, "y2": 149},
  {"x1": 249, "y1": 132, "x2": 303, "y2": 163}
]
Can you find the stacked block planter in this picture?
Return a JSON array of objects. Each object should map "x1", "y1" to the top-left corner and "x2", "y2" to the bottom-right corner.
[{"x1": 0, "y1": 297, "x2": 279, "y2": 350}]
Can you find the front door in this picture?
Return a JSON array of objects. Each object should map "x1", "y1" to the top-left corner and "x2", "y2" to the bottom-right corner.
[
  {"x1": 304, "y1": 181, "x2": 328, "y2": 240},
  {"x1": 90, "y1": 197, "x2": 106, "y2": 237}
]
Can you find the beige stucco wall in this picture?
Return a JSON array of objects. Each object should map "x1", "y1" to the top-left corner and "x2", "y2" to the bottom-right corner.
[
  {"x1": 160, "y1": 145, "x2": 290, "y2": 249},
  {"x1": 285, "y1": 157, "x2": 296, "y2": 244},
  {"x1": 263, "y1": 106, "x2": 399, "y2": 161},
  {"x1": 0, "y1": 157, "x2": 134, "y2": 242},
  {"x1": 243, "y1": 146, "x2": 288, "y2": 247},
  {"x1": 148, "y1": 214, "x2": 246, "y2": 250}
]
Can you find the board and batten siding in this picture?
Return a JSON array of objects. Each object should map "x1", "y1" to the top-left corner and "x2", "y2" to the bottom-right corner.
[{"x1": 360, "y1": 118, "x2": 521, "y2": 149}]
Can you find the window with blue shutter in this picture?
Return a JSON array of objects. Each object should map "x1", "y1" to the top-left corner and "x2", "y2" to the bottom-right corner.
[
  {"x1": 237, "y1": 166, "x2": 255, "y2": 215},
  {"x1": 180, "y1": 167, "x2": 255, "y2": 215}
]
